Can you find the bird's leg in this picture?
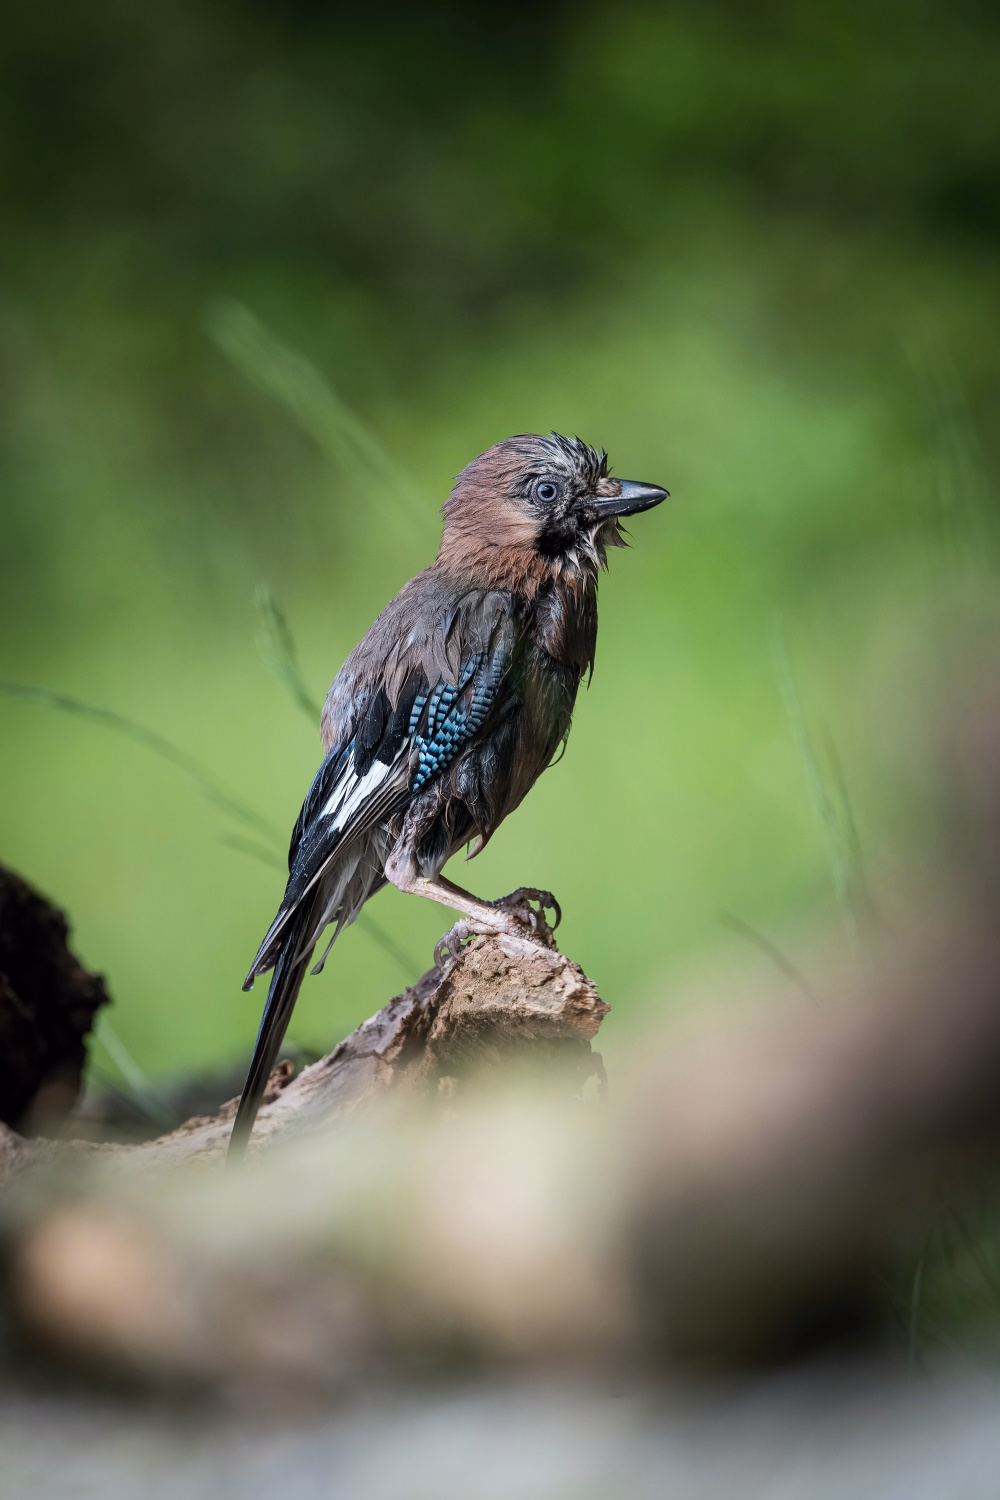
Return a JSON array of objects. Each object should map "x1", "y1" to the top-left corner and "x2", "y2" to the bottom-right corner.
[
  {"x1": 384, "y1": 851, "x2": 557, "y2": 969},
  {"x1": 435, "y1": 877, "x2": 559, "y2": 965}
]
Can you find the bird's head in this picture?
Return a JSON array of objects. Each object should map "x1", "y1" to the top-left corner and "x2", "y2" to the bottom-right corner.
[{"x1": 437, "y1": 433, "x2": 668, "y2": 591}]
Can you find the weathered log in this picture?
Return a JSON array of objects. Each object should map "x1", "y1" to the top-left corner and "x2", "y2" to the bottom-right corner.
[{"x1": 0, "y1": 930, "x2": 608, "y2": 1179}]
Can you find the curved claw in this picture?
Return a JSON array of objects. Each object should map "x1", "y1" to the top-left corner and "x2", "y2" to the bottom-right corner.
[
  {"x1": 433, "y1": 935, "x2": 452, "y2": 970},
  {"x1": 434, "y1": 920, "x2": 474, "y2": 970}
]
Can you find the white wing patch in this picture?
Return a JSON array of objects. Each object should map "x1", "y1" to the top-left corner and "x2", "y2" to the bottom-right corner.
[
  {"x1": 321, "y1": 742, "x2": 407, "y2": 832},
  {"x1": 247, "y1": 741, "x2": 411, "y2": 984}
]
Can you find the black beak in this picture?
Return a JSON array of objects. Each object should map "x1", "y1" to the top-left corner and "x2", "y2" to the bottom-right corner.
[{"x1": 590, "y1": 478, "x2": 669, "y2": 519}]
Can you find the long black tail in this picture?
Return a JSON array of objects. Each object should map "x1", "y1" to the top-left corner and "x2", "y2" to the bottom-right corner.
[{"x1": 227, "y1": 902, "x2": 315, "y2": 1163}]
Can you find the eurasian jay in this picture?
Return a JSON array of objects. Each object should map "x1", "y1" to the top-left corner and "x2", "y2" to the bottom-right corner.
[{"x1": 230, "y1": 433, "x2": 667, "y2": 1157}]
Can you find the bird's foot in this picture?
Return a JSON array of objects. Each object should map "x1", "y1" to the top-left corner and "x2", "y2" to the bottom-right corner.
[
  {"x1": 489, "y1": 887, "x2": 561, "y2": 949},
  {"x1": 432, "y1": 890, "x2": 561, "y2": 971}
]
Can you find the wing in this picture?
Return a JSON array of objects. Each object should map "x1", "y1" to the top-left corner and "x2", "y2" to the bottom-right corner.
[
  {"x1": 243, "y1": 689, "x2": 414, "y2": 987},
  {"x1": 244, "y1": 590, "x2": 521, "y2": 987}
]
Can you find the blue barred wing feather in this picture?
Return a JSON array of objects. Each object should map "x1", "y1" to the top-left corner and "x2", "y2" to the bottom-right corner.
[{"x1": 410, "y1": 638, "x2": 509, "y2": 793}]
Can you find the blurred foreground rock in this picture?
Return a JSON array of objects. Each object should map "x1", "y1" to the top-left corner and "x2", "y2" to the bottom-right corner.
[{"x1": 5, "y1": 1369, "x2": 1000, "y2": 1500}]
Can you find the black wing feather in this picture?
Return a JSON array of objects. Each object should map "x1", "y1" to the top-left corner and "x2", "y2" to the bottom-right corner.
[{"x1": 354, "y1": 687, "x2": 389, "y2": 776}]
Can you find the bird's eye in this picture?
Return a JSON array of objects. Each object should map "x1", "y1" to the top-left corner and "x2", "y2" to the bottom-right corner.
[{"x1": 535, "y1": 480, "x2": 559, "y2": 503}]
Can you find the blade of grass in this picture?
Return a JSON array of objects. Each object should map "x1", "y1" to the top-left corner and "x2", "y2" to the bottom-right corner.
[
  {"x1": 904, "y1": 323, "x2": 994, "y2": 566},
  {"x1": 203, "y1": 298, "x2": 430, "y2": 543},
  {"x1": 769, "y1": 617, "x2": 860, "y2": 949},
  {"x1": 934, "y1": 1206, "x2": 981, "y2": 1360},
  {"x1": 719, "y1": 911, "x2": 816, "y2": 1005},
  {"x1": 0, "y1": 680, "x2": 284, "y2": 849},
  {"x1": 944, "y1": 1205, "x2": 1000, "y2": 1303},
  {"x1": 254, "y1": 586, "x2": 323, "y2": 726},
  {"x1": 908, "y1": 1243, "x2": 927, "y2": 1374},
  {"x1": 218, "y1": 832, "x2": 285, "y2": 869},
  {"x1": 350, "y1": 909, "x2": 420, "y2": 984},
  {"x1": 820, "y1": 719, "x2": 875, "y2": 935},
  {"x1": 92, "y1": 1014, "x2": 175, "y2": 1129}
]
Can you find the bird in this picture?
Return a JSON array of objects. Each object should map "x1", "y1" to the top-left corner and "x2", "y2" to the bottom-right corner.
[{"x1": 229, "y1": 433, "x2": 667, "y2": 1159}]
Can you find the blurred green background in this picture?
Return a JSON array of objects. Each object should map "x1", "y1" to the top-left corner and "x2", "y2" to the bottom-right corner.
[{"x1": 0, "y1": 0, "x2": 998, "y2": 1085}]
